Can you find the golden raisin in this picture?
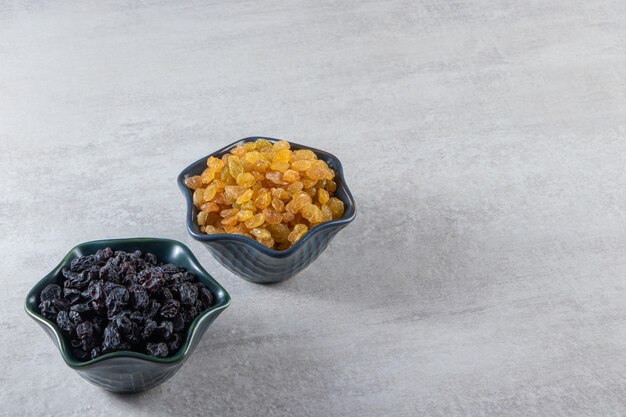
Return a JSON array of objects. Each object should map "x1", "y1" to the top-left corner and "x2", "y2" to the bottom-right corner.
[
  {"x1": 184, "y1": 139, "x2": 346, "y2": 250},
  {"x1": 243, "y1": 142, "x2": 257, "y2": 151},
  {"x1": 204, "y1": 183, "x2": 218, "y2": 202},
  {"x1": 328, "y1": 197, "x2": 344, "y2": 219},
  {"x1": 245, "y1": 213, "x2": 265, "y2": 229},
  {"x1": 200, "y1": 201, "x2": 219, "y2": 212},
  {"x1": 302, "y1": 204, "x2": 323, "y2": 224},
  {"x1": 266, "y1": 171, "x2": 287, "y2": 185},
  {"x1": 193, "y1": 188, "x2": 204, "y2": 207},
  {"x1": 221, "y1": 215, "x2": 239, "y2": 226},
  {"x1": 320, "y1": 204, "x2": 333, "y2": 222},
  {"x1": 282, "y1": 169, "x2": 300, "y2": 183},
  {"x1": 236, "y1": 172, "x2": 256, "y2": 188},
  {"x1": 184, "y1": 175, "x2": 203, "y2": 190},
  {"x1": 271, "y1": 197, "x2": 285, "y2": 212},
  {"x1": 254, "y1": 188, "x2": 272, "y2": 209},
  {"x1": 317, "y1": 188, "x2": 330, "y2": 205},
  {"x1": 250, "y1": 228, "x2": 271, "y2": 241},
  {"x1": 287, "y1": 181, "x2": 304, "y2": 195},
  {"x1": 274, "y1": 149, "x2": 292, "y2": 163},
  {"x1": 270, "y1": 161, "x2": 290, "y2": 173},
  {"x1": 236, "y1": 189, "x2": 254, "y2": 205},
  {"x1": 291, "y1": 160, "x2": 311, "y2": 171},
  {"x1": 273, "y1": 140, "x2": 290, "y2": 151},
  {"x1": 267, "y1": 223, "x2": 290, "y2": 243},
  {"x1": 237, "y1": 209, "x2": 254, "y2": 222},
  {"x1": 293, "y1": 149, "x2": 316, "y2": 160},
  {"x1": 204, "y1": 225, "x2": 223, "y2": 234},
  {"x1": 207, "y1": 156, "x2": 225, "y2": 171},
  {"x1": 197, "y1": 211, "x2": 209, "y2": 226},
  {"x1": 288, "y1": 224, "x2": 308, "y2": 244},
  {"x1": 262, "y1": 207, "x2": 283, "y2": 225},
  {"x1": 282, "y1": 211, "x2": 295, "y2": 223}
]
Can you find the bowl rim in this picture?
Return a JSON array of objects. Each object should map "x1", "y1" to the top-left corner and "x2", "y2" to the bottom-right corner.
[
  {"x1": 177, "y1": 136, "x2": 357, "y2": 258},
  {"x1": 24, "y1": 237, "x2": 231, "y2": 368}
]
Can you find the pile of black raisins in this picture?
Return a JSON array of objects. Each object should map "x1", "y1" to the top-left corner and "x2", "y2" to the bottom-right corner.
[{"x1": 38, "y1": 247, "x2": 214, "y2": 360}]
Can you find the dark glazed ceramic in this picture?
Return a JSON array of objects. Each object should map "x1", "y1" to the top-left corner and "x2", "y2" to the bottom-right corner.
[
  {"x1": 24, "y1": 237, "x2": 231, "y2": 393},
  {"x1": 178, "y1": 137, "x2": 356, "y2": 284}
]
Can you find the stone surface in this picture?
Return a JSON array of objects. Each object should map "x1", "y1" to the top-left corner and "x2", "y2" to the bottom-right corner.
[{"x1": 1, "y1": 1, "x2": 625, "y2": 416}]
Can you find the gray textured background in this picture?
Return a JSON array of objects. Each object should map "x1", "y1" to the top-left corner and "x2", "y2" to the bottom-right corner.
[{"x1": 1, "y1": 1, "x2": 625, "y2": 416}]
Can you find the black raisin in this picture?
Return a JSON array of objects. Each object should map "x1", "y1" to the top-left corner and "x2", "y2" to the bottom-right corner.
[
  {"x1": 76, "y1": 321, "x2": 94, "y2": 340},
  {"x1": 112, "y1": 312, "x2": 132, "y2": 335},
  {"x1": 105, "y1": 286, "x2": 129, "y2": 315},
  {"x1": 172, "y1": 313, "x2": 185, "y2": 332},
  {"x1": 39, "y1": 300, "x2": 59, "y2": 320},
  {"x1": 144, "y1": 253, "x2": 157, "y2": 265},
  {"x1": 40, "y1": 284, "x2": 62, "y2": 302},
  {"x1": 90, "y1": 347, "x2": 101, "y2": 359},
  {"x1": 56, "y1": 311, "x2": 75, "y2": 334},
  {"x1": 141, "y1": 319, "x2": 157, "y2": 340},
  {"x1": 63, "y1": 288, "x2": 82, "y2": 303},
  {"x1": 72, "y1": 348, "x2": 90, "y2": 361},
  {"x1": 155, "y1": 321, "x2": 173, "y2": 340},
  {"x1": 146, "y1": 342, "x2": 169, "y2": 358},
  {"x1": 160, "y1": 300, "x2": 180, "y2": 319},
  {"x1": 95, "y1": 247, "x2": 113, "y2": 263},
  {"x1": 198, "y1": 287, "x2": 214, "y2": 308},
  {"x1": 168, "y1": 333, "x2": 182, "y2": 353},
  {"x1": 179, "y1": 282, "x2": 198, "y2": 306},
  {"x1": 41, "y1": 248, "x2": 214, "y2": 361},
  {"x1": 102, "y1": 324, "x2": 121, "y2": 353},
  {"x1": 130, "y1": 284, "x2": 149, "y2": 310}
]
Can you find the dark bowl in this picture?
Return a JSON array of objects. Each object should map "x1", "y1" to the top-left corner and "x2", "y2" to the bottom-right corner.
[
  {"x1": 24, "y1": 237, "x2": 231, "y2": 393},
  {"x1": 178, "y1": 136, "x2": 356, "y2": 284}
]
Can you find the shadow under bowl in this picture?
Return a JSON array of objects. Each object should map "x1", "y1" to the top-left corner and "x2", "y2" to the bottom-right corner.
[
  {"x1": 24, "y1": 237, "x2": 231, "y2": 393},
  {"x1": 178, "y1": 136, "x2": 356, "y2": 284}
]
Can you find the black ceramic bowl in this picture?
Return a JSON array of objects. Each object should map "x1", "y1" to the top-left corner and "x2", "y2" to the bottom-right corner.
[
  {"x1": 178, "y1": 137, "x2": 356, "y2": 284},
  {"x1": 24, "y1": 238, "x2": 230, "y2": 393}
]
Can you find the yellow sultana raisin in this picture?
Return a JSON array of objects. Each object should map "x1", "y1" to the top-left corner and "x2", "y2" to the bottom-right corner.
[
  {"x1": 245, "y1": 213, "x2": 265, "y2": 229},
  {"x1": 237, "y1": 172, "x2": 256, "y2": 188},
  {"x1": 270, "y1": 161, "x2": 290, "y2": 173},
  {"x1": 302, "y1": 204, "x2": 323, "y2": 224},
  {"x1": 200, "y1": 201, "x2": 219, "y2": 212},
  {"x1": 238, "y1": 209, "x2": 254, "y2": 222},
  {"x1": 184, "y1": 175, "x2": 203, "y2": 190},
  {"x1": 236, "y1": 189, "x2": 254, "y2": 204},
  {"x1": 271, "y1": 197, "x2": 285, "y2": 212},
  {"x1": 193, "y1": 188, "x2": 205, "y2": 207},
  {"x1": 250, "y1": 228, "x2": 271, "y2": 240},
  {"x1": 263, "y1": 207, "x2": 283, "y2": 225},
  {"x1": 320, "y1": 204, "x2": 333, "y2": 222},
  {"x1": 290, "y1": 160, "x2": 311, "y2": 171},
  {"x1": 197, "y1": 211, "x2": 209, "y2": 226},
  {"x1": 205, "y1": 225, "x2": 224, "y2": 234},
  {"x1": 328, "y1": 197, "x2": 344, "y2": 219},
  {"x1": 204, "y1": 183, "x2": 218, "y2": 202},
  {"x1": 254, "y1": 189, "x2": 272, "y2": 209},
  {"x1": 185, "y1": 140, "x2": 346, "y2": 249},
  {"x1": 273, "y1": 140, "x2": 290, "y2": 151},
  {"x1": 273, "y1": 149, "x2": 292, "y2": 163},
  {"x1": 287, "y1": 224, "x2": 308, "y2": 243},
  {"x1": 266, "y1": 223, "x2": 290, "y2": 243},
  {"x1": 317, "y1": 188, "x2": 330, "y2": 205},
  {"x1": 282, "y1": 169, "x2": 300, "y2": 183}
]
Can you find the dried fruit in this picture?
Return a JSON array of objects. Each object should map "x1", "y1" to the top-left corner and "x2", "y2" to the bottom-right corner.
[
  {"x1": 288, "y1": 224, "x2": 308, "y2": 244},
  {"x1": 184, "y1": 139, "x2": 346, "y2": 249},
  {"x1": 37, "y1": 248, "x2": 214, "y2": 361},
  {"x1": 328, "y1": 197, "x2": 345, "y2": 219},
  {"x1": 184, "y1": 176, "x2": 203, "y2": 190}
]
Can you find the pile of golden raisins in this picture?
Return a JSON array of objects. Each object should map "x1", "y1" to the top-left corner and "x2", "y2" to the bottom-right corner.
[{"x1": 184, "y1": 139, "x2": 345, "y2": 250}]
